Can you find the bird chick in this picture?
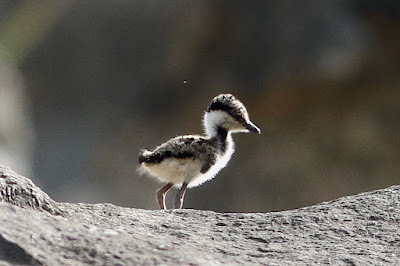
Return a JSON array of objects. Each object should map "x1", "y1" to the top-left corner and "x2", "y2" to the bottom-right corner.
[{"x1": 138, "y1": 94, "x2": 260, "y2": 210}]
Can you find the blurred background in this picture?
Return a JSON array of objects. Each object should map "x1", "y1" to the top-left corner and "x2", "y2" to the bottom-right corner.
[{"x1": 0, "y1": 0, "x2": 399, "y2": 212}]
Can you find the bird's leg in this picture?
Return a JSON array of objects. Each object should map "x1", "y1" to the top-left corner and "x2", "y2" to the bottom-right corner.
[
  {"x1": 156, "y1": 183, "x2": 173, "y2": 210},
  {"x1": 174, "y1": 182, "x2": 188, "y2": 209}
]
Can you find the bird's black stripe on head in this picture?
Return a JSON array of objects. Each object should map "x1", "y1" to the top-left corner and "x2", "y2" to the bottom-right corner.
[
  {"x1": 208, "y1": 101, "x2": 246, "y2": 124},
  {"x1": 208, "y1": 101, "x2": 231, "y2": 113}
]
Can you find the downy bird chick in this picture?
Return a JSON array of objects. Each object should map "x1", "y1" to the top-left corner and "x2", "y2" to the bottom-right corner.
[{"x1": 138, "y1": 94, "x2": 260, "y2": 209}]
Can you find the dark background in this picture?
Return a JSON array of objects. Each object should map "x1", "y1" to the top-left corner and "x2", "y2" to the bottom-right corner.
[{"x1": 0, "y1": 0, "x2": 399, "y2": 212}]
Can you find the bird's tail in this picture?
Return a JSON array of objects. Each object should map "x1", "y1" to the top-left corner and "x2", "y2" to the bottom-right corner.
[{"x1": 138, "y1": 149, "x2": 151, "y2": 164}]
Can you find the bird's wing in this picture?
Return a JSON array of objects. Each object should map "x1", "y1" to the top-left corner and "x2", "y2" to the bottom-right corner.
[{"x1": 142, "y1": 135, "x2": 209, "y2": 164}]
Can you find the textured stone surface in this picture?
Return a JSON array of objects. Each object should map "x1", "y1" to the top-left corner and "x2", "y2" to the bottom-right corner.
[
  {"x1": 0, "y1": 165, "x2": 399, "y2": 265},
  {"x1": 0, "y1": 165, "x2": 63, "y2": 215}
]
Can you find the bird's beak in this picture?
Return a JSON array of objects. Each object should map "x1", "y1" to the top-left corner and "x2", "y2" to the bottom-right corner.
[{"x1": 245, "y1": 121, "x2": 261, "y2": 134}]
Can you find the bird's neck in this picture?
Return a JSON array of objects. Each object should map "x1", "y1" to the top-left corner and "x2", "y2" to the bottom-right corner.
[
  {"x1": 205, "y1": 123, "x2": 230, "y2": 141},
  {"x1": 214, "y1": 126, "x2": 231, "y2": 154},
  {"x1": 203, "y1": 112, "x2": 233, "y2": 154},
  {"x1": 203, "y1": 111, "x2": 229, "y2": 138},
  {"x1": 215, "y1": 126, "x2": 228, "y2": 141}
]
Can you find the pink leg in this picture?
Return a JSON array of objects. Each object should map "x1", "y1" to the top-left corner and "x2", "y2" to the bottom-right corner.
[
  {"x1": 174, "y1": 182, "x2": 188, "y2": 209},
  {"x1": 156, "y1": 183, "x2": 173, "y2": 210}
]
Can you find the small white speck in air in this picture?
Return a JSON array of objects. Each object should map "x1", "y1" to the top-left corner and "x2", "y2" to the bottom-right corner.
[{"x1": 183, "y1": 80, "x2": 187, "y2": 84}]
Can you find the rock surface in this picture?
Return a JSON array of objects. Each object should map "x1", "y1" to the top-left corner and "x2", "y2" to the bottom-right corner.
[
  {"x1": 0, "y1": 165, "x2": 399, "y2": 265},
  {"x1": 0, "y1": 165, "x2": 62, "y2": 215}
]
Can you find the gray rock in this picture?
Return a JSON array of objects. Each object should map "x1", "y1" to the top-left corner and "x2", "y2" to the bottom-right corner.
[
  {"x1": 0, "y1": 165, "x2": 63, "y2": 215},
  {"x1": 0, "y1": 165, "x2": 399, "y2": 265}
]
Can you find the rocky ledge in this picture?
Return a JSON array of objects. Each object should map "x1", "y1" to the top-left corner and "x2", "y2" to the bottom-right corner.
[{"x1": 0, "y1": 165, "x2": 399, "y2": 265}]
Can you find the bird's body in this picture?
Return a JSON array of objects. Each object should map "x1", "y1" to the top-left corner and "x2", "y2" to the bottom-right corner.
[
  {"x1": 139, "y1": 133, "x2": 234, "y2": 188},
  {"x1": 139, "y1": 94, "x2": 260, "y2": 209}
]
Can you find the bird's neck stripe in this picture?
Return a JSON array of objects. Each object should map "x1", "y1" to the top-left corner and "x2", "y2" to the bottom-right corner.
[
  {"x1": 216, "y1": 126, "x2": 228, "y2": 153},
  {"x1": 217, "y1": 126, "x2": 228, "y2": 141}
]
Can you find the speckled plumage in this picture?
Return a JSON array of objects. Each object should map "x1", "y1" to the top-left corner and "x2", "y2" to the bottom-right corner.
[
  {"x1": 139, "y1": 133, "x2": 232, "y2": 188},
  {"x1": 138, "y1": 93, "x2": 260, "y2": 209}
]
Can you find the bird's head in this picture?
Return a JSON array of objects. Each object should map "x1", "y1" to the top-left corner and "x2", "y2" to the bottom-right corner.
[{"x1": 203, "y1": 94, "x2": 260, "y2": 137}]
